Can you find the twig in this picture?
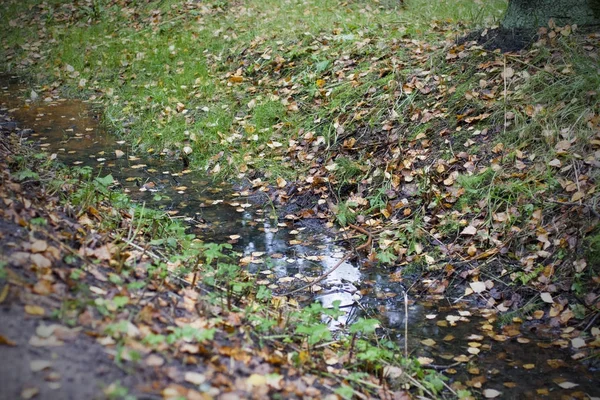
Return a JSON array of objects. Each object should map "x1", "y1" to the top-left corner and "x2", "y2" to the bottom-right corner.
[
  {"x1": 404, "y1": 291, "x2": 408, "y2": 358},
  {"x1": 425, "y1": 361, "x2": 462, "y2": 371}
]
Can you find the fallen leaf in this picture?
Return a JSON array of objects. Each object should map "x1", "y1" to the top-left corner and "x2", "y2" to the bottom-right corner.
[
  {"x1": 0, "y1": 335, "x2": 17, "y2": 346},
  {"x1": 184, "y1": 372, "x2": 206, "y2": 385},
  {"x1": 247, "y1": 374, "x2": 267, "y2": 387},
  {"x1": 557, "y1": 381, "x2": 579, "y2": 389},
  {"x1": 383, "y1": 365, "x2": 404, "y2": 378},
  {"x1": 24, "y1": 305, "x2": 45, "y2": 316},
  {"x1": 483, "y1": 388, "x2": 502, "y2": 398},
  {"x1": 420, "y1": 338, "x2": 436, "y2": 347},
  {"x1": 571, "y1": 337, "x2": 586, "y2": 348},
  {"x1": 416, "y1": 357, "x2": 434, "y2": 366},
  {"x1": 461, "y1": 225, "x2": 477, "y2": 235},
  {"x1": 540, "y1": 292, "x2": 554, "y2": 303},
  {"x1": 30, "y1": 240, "x2": 48, "y2": 253},
  {"x1": 30, "y1": 360, "x2": 53, "y2": 372},
  {"x1": 21, "y1": 387, "x2": 39, "y2": 400},
  {"x1": 469, "y1": 281, "x2": 486, "y2": 294}
]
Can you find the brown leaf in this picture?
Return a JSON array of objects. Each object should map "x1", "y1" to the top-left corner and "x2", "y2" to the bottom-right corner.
[
  {"x1": 33, "y1": 280, "x2": 54, "y2": 295},
  {"x1": 30, "y1": 240, "x2": 48, "y2": 253},
  {"x1": 25, "y1": 305, "x2": 46, "y2": 316},
  {"x1": 0, "y1": 334, "x2": 17, "y2": 346}
]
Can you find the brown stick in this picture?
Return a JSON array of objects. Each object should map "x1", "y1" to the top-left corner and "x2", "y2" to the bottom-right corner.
[{"x1": 281, "y1": 224, "x2": 372, "y2": 296}]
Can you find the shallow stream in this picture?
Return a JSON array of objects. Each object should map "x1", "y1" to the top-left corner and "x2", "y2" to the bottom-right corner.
[{"x1": 2, "y1": 76, "x2": 598, "y2": 399}]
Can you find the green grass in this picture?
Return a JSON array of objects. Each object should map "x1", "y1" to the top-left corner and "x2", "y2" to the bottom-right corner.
[
  {"x1": 3, "y1": 0, "x2": 599, "y2": 281},
  {"x1": 1, "y1": 0, "x2": 507, "y2": 178}
]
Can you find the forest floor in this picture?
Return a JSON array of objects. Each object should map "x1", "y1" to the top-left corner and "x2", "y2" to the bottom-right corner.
[{"x1": 1, "y1": 0, "x2": 600, "y2": 399}]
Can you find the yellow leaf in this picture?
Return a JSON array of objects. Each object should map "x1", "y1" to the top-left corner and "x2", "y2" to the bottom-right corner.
[
  {"x1": 571, "y1": 191, "x2": 584, "y2": 202},
  {"x1": 420, "y1": 338, "x2": 436, "y2": 347},
  {"x1": 247, "y1": 374, "x2": 267, "y2": 387},
  {"x1": 0, "y1": 284, "x2": 9, "y2": 304},
  {"x1": 25, "y1": 305, "x2": 45, "y2": 316}
]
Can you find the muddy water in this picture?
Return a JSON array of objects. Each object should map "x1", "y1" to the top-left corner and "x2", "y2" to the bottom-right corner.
[{"x1": 2, "y1": 76, "x2": 598, "y2": 399}]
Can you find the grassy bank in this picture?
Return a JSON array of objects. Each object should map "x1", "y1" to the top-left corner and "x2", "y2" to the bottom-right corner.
[
  {"x1": 1, "y1": 122, "x2": 455, "y2": 398},
  {"x1": 2, "y1": 0, "x2": 599, "y2": 372}
]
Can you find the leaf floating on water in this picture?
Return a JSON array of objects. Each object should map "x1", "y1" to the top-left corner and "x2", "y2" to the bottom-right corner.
[
  {"x1": 21, "y1": 387, "x2": 39, "y2": 400},
  {"x1": 483, "y1": 389, "x2": 502, "y2": 398},
  {"x1": 30, "y1": 360, "x2": 53, "y2": 372},
  {"x1": 556, "y1": 381, "x2": 579, "y2": 389},
  {"x1": 0, "y1": 335, "x2": 16, "y2": 346},
  {"x1": 416, "y1": 357, "x2": 434, "y2": 366}
]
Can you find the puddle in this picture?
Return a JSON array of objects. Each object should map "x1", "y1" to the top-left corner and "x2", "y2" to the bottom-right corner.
[{"x1": 2, "y1": 76, "x2": 599, "y2": 398}]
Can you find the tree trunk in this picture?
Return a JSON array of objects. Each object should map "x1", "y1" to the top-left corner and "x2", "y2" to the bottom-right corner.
[{"x1": 502, "y1": 0, "x2": 600, "y2": 29}]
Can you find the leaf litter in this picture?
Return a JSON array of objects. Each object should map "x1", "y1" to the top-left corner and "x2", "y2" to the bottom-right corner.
[{"x1": 2, "y1": 0, "x2": 600, "y2": 398}]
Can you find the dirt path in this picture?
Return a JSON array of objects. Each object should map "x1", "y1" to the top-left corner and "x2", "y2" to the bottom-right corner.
[{"x1": 0, "y1": 110, "x2": 147, "y2": 399}]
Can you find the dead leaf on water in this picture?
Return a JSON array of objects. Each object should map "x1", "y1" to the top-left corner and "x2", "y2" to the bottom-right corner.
[
  {"x1": 483, "y1": 388, "x2": 502, "y2": 398},
  {"x1": 0, "y1": 334, "x2": 17, "y2": 346},
  {"x1": 21, "y1": 387, "x2": 39, "y2": 400},
  {"x1": 556, "y1": 381, "x2": 579, "y2": 389},
  {"x1": 30, "y1": 360, "x2": 53, "y2": 372}
]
